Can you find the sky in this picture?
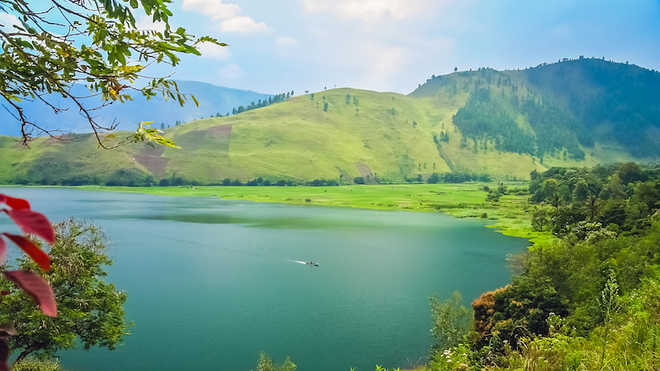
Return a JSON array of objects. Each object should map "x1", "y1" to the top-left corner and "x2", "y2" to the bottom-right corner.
[
  {"x1": 147, "y1": 0, "x2": 660, "y2": 94},
  {"x1": 15, "y1": 0, "x2": 660, "y2": 95}
]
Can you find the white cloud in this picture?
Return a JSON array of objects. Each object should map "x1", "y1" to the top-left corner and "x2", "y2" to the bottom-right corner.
[
  {"x1": 197, "y1": 42, "x2": 231, "y2": 60},
  {"x1": 302, "y1": 0, "x2": 435, "y2": 22},
  {"x1": 275, "y1": 36, "x2": 298, "y2": 47},
  {"x1": 181, "y1": 0, "x2": 268, "y2": 33},
  {"x1": 181, "y1": 0, "x2": 240, "y2": 20},
  {"x1": 135, "y1": 16, "x2": 166, "y2": 32},
  {"x1": 0, "y1": 12, "x2": 22, "y2": 29},
  {"x1": 360, "y1": 45, "x2": 408, "y2": 89},
  {"x1": 218, "y1": 63, "x2": 244, "y2": 80},
  {"x1": 219, "y1": 16, "x2": 268, "y2": 33}
]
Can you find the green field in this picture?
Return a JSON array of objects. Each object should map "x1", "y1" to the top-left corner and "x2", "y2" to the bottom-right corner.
[{"x1": 80, "y1": 182, "x2": 554, "y2": 247}]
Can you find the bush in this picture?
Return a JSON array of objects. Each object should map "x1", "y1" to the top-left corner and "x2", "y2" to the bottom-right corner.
[
  {"x1": 255, "y1": 353, "x2": 296, "y2": 371},
  {"x1": 430, "y1": 292, "x2": 471, "y2": 353},
  {"x1": 12, "y1": 359, "x2": 65, "y2": 371},
  {"x1": 427, "y1": 173, "x2": 440, "y2": 184}
]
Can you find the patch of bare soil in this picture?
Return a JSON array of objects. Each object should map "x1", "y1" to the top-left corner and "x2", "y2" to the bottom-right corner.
[{"x1": 134, "y1": 145, "x2": 168, "y2": 176}]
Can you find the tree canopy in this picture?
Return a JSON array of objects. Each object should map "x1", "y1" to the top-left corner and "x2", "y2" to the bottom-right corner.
[
  {"x1": 0, "y1": 219, "x2": 128, "y2": 365},
  {"x1": 0, "y1": 0, "x2": 224, "y2": 147}
]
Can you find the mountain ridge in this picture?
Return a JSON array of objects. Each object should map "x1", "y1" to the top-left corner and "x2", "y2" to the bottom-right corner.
[{"x1": 0, "y1": 58, "x2": 658, "y2": 185}]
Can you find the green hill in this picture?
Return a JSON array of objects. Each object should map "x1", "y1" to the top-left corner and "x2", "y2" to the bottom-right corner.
[{"x1": 0, "y1": 58, "x2": 658, "y2": 185}]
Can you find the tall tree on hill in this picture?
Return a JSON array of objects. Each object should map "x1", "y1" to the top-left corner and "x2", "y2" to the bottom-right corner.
[{"x1": 0, "y1": 0, "x2": 225, "y2": 147}]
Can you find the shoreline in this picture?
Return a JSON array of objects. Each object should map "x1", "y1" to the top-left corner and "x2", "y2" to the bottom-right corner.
[{"x1": 27, "y1": 183, "x2": 552, "y2": 247}]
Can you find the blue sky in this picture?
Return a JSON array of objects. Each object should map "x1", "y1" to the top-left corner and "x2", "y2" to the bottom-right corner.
[
  {"x1": 151, "y1": 0, "x2": 660, "y2": 94},
  {"x1": 12, "y1": 0, "x2": 660, "y2": 95}
]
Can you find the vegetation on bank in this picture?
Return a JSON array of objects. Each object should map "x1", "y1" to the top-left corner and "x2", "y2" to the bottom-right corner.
[
  {"x1": 76, "y1": 181, "x2": 551, "y2": 245},
  {"x1": 422, "y1": 163, "x2": 660, "y2": 370}
]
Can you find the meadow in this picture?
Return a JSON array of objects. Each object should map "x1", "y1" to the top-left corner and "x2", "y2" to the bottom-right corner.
[{"x1": 80, "y1": 182, "x2": 554, "y2": 247}]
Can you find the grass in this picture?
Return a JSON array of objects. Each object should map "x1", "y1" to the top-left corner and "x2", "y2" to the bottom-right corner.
[
  {"x1": 79, "y1": 182, "x2": 555, "y2": 245},
  {"x1": 1, "y1": 87, "x2": 626, "y2": 187}
]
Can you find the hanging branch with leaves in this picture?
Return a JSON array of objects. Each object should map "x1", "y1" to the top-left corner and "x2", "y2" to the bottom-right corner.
[{"x1": 0, "y1": 0, "x2": 225, "y2": 148}]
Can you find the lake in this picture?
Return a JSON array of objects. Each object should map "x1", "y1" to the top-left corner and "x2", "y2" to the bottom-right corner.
[{"x1": 0, "y1": 188, "x2": 528, "y2": 371}]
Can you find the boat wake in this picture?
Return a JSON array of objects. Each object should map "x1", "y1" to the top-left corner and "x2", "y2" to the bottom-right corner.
[{"x1": 289, "y1": 259, "x2": 320, "y2": 267}]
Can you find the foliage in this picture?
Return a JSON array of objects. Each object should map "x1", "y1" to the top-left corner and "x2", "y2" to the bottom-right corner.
[
  {"x1": 0, "y1": 219, "x2": 127, "y2": 364},
  {"x1": 426, "y1": 173, "x2": 491, "y2": 184},
  {"x1": 428, "y1": 343, "x2": 472, "y2": 371},
  {"x1": 528, "y1": 163, "x2": 659, "y2": 236},
  {"x1": 131, "y1": 121, "x2": 180, "y2": 149},
  {"x1": 0, "y1": 194, "x2": 57, "y2": 370},
  {"x1": 230, "y1": 91, "x2": 294, "y2": 116},
  {"x1": 427, "y1": 162, "x2": 660, "y2": 370},
  {"x1": 11, "y1": 358, "x2": 64, "y2": 371},
  {"x1": 429, "y1": 292, "x2": 470, "y2": 353},
  {"x1": 0, "y1": 0, "x2": 223, "y2": 147},
  {"x1": 254, "y1": 352, "x2": 296, "y2": 371}
]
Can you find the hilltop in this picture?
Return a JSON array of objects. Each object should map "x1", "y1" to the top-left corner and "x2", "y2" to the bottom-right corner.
[{"x1": 0, "y1": 58, "x2": 658, "y2": 185}]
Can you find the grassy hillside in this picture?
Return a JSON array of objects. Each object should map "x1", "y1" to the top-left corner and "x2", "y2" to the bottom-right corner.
[
  {"x1": 0, "y1": 88, "x2": 554, "y2": 184},
  {"x1": 0, "y1": 59, "x2": 657, "y2": 185}
]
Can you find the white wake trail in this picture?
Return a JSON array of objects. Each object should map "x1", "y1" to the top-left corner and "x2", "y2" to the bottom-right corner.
[{"x1": 289, "y1": 259, "x2": 308, "y2": 265}]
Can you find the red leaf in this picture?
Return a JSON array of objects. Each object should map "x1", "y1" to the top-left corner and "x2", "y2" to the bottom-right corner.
[
  {"x1": 3, "y1": 270, "x2": 57, "y2": 317},
  {"x1": 0, "y1": 237, "x2": 5, "y2": 265},
  {"x1": 0, "y1": 194, "x2": 30, "y2": 210},
  {"x1": 4, "y1": 209, "x2": 55, "y2": 244},
  {"x1": 1, "y1": 233, "x2": 50, "y2": 271}
]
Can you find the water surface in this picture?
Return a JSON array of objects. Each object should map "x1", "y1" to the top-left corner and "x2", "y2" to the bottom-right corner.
[{"x1": 0, "y1": 188, "x2": 528, "y2": 371}]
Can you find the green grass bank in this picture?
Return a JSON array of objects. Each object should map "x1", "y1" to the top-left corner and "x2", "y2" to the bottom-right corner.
[{"x1": 77, "y1": 182, "x2": 553, "y2": 247}]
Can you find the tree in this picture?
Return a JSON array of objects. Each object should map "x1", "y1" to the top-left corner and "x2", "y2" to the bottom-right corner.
[
  {"x1": 255, "y1": 352, "x2": 296, "y2": 371},
  {"x1": 0, "y1": 0, "x2": 224, "y2": 147},
  {"x1": 429, "y1": 292, "x2": 470, "y2": 353},
  {"x1": 617, "y1": 163, "x2": 646, "y2": 185},
  {"x1": 543, "y1": 179, "x2": 561, "y2": 208},
  {"x1": 0, "y1": 219, "x2": 127, "y2": 365}
]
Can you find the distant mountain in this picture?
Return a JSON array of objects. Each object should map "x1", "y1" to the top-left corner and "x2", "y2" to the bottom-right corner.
[
  {"x1": 0, "y1": 81, "x2": 270, "y2": 136},
  {"x1": 411, "y1": 57, "x2": 660, "y2": 159},
  {"x1": 0, "y1": 58, "x2": 658, "y2": 185}
]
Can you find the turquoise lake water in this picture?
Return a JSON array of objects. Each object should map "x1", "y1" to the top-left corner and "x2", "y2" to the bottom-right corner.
[{"x1": 0, "y1": 188, "x2": 528, "y2": 371}]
